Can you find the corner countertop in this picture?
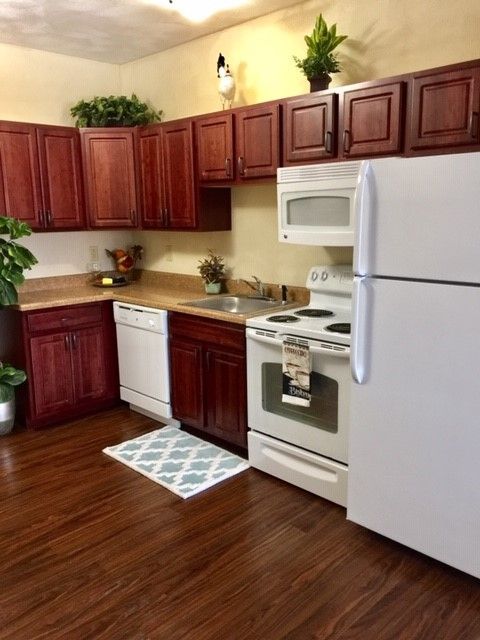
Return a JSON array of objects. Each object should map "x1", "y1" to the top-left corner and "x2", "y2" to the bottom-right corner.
[{"x1": 15, "y1": 271, "x2": 306, "y2": 325}]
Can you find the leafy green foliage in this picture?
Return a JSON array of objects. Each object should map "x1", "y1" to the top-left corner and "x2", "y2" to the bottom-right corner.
[
  {"x1": 197, "y1": 250, "x2": 226, "y2": 284},
  {"x1": 294, "y1": 14, "x2": 348, "y2": 77},
  {"x1": 0, "y1": 362, "x2": 26, "y2": 402},
  {"x1": 70, "y1": 94, "x2": 163, "y2": 127},
  {"x1": 0, "y1": 217, "x2": 38, "y2": 307}
]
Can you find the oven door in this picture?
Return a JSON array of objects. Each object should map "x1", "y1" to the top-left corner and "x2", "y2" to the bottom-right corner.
[{"x1": 246, "y1": 328, "x2": 350, "y2": 464}]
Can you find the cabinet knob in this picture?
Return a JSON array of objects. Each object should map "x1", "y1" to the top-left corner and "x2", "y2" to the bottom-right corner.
[
  {"x1": 46, "y1": 210, "x2": 52, "y2": 226},
  {"x1": 64, "y1": 334, "x2": 70, "y2": 350},
  {"x1": 343, "y1": 129, "x2": 351, "y2": 154},
  {"x1": 72, "y1": 332, "x2": 77, "y2": 349},
  {"x1": 130, "y1": 209, "x2": 137, "y2": 225},
  {"x1": 469, "y1": 111, "x2": 478, "y2": 139},
  {"x1": 225, "y1": 157, "x2": 232, "y2": 178}
]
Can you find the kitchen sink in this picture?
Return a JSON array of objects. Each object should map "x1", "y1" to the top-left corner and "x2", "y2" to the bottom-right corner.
[{"x1": 180, "y1": 295, "x2": 285, "y2": 314}]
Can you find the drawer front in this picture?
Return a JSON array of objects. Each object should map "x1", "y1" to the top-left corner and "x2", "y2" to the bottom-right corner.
[
  {"x1": 169, "y1": 312, "x2": 245, "y2": 352},
  {"x1": 26, "y1": 303, "x2": 103, "y2": 334}
]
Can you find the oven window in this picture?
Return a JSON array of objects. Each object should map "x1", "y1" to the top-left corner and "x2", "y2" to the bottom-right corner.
[
  {"x1": 286, "y1": 195, "x2": 350, "y2": 227},
  {"x1": 261, "y1": 363, "x2": 338, "y2": 432}
]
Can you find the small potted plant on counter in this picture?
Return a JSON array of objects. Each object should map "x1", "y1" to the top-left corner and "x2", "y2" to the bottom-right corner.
[
  {"x1": 293, "y1": 13, "x2": 348, "y2": 92},
  {"x1": 198, "y1": 249, "x2": 226, "y2": 294}
]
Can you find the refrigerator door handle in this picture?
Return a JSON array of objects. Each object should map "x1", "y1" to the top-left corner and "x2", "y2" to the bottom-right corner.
[
  {"x1": 351, "y1": 276, "x2": 368, "y2": 384},
  {"x1": 353, "y1": 161, "x2": 373, "y2": 277}
]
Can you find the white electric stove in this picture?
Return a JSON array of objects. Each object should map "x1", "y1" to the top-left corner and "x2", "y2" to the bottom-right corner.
[{"x1": 246, "y1": 265, "x2": 353, "y2": 507}]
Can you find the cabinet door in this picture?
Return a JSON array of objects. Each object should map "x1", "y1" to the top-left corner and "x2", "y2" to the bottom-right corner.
[
  {"x1": 196, "y1": 114, "x2": 234, "y2": 182},
  {"x1": 29, "y1": 332, "x2": 75, "y2": 417},
  {"x1": 71, "y1": 326, "x2": 107, "y2": 403},
  {"x1": 235, "y1": 105, "x2": 280, "y2": 179},
  {"x1": 163, "y1": 120, "x2": 197, "y2": 228},
  {"x1": 408, "y1": 67, "x2": 480, "y2": 151},
  {"x1": 81, "y1": 129, "x2": 138, "y2": 228},
  {"x1": 36, "y1": 127, "x2": 86, "y2": 230},
  {"x1": 283, "y1": 94, "x2": 336, "y2": 164},
  {"x1": 0, "y1": 122, "x2": 43, "y2": 229},
  {"x1": 170, "y1": 339, "x2": 204, "y2": 428},
  {"x1": 138, "y1": 125, "x2": 165, "y2": 228},
  {"x1": 340, "y1": 81, "x2": 404, "y2": 158},
  {"x1": 205, "y1": 348, "x2": 247, "y2": 448}
]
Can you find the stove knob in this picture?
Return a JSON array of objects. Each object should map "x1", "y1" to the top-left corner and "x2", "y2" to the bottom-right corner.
[
  {"x1": 311, "y1": 270, "x2": 318, "y2": 281},
  {"x1": 321, "y1": 270, "x2": 328, "y2": 281}
]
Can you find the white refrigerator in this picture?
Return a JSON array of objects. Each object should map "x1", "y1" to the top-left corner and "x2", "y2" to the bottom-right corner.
[{"x1": 348, "y1": 152, "x2": 480, "y2": 579}]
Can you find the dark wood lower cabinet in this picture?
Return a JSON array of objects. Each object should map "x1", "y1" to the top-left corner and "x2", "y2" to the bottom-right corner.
[
  {"x1": 14, "y1": 302, "x2": 119, "y2": 429},
  {"x1": 169, "y1": 312, "x2": 247, "y2": 448}
]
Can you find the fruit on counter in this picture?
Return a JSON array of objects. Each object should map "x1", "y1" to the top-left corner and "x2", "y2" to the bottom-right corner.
[
  {"x1": 116, "y1": 255, "x2": 134, "y2": 272},
  {"x1": 105, "y1": 245, "x2": 143, "y2": 273}
]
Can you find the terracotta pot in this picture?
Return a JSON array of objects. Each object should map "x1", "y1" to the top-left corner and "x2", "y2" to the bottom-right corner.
[{"x1": 308, "y1": 74, "x2": 332, "y2": 92}]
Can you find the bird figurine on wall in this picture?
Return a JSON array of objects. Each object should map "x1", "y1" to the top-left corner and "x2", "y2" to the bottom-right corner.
[{"x1": 217, "y1": 52, "x2": 236, "y2": 109}]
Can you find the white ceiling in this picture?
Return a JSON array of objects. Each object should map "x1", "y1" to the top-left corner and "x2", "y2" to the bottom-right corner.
[{"x1": 0, "y1": 0, "x2": 305, "y2": 64}]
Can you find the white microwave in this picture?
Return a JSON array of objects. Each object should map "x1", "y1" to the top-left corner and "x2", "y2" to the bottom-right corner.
[{"x1": 277, "y1": 161, "x2": 364, "y2": 246}]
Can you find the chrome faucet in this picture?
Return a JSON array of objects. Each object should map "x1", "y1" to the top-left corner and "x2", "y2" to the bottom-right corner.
[{"x1": 241, "y1": 275, "x2": 269, "y2": 298}]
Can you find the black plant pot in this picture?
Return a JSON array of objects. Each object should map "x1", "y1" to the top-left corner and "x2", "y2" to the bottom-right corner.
[{"x1": 308, "y1": 73, "x2": 332, "y2": 92}]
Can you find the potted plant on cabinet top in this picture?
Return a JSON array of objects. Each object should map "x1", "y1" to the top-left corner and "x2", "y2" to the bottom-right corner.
[
  {"x1": 0, "y1": 216, "x2": 38, "y2": 434},
  {"x1": 198, "y1": 249, "x2": 226, "y2": 294},
  {"x1": 294, "y1": 14, "x2": 348, "y2": 92},
  {"x1": 70, "y1": 94, "x2": 162, "y2": 127}
]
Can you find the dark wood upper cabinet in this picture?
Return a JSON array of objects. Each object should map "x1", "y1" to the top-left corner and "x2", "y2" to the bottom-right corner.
[
  {"x1": 36, "y1": 127, "x2": 85, "y2": 230},
  {"x1": 196, "y1": 113, "x2": 234, "y2": 181},
  {"x1": 139, "y1": 120, "x2": 231, "y2": 231},
  {"x1": 407, "y1": 67, "x2": 480, "y2": 152},
  {"x1": 339, "y1": 81, "x2": 405, "y2": 158},
  {"x1": 81, "y1": 128, "x2": 138, "y2": 228},
  {"x1": 0, "y1": 122, "x2": 85, "y2": 231},
  {"x1": 0, "y1": 122, "x2": 43, "y2": 229},
  {"x1": 162, "y1": 120, "x2": 196, "y2": 228},
  {"x1": 197, "y1": 107, "x2": 280, "y2": 183},
  {"x1": 283, "y1": 93, "x2": 336, "y2": 164},
  {"x1": 138, "y1": 125, "x2": 164, "y2": 228},
  {"x1": 235, "y1": 105, "x2": 280, "y2": 179}
]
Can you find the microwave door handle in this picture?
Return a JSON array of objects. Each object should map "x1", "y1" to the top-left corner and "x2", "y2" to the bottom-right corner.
[{"x1": 354, "y1": 161, "x2": 373, "y2": 277}]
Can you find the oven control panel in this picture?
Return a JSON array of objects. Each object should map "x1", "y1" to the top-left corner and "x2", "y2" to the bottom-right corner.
[{"x1": 307, "y1": 265, "x2": 353, "y2": 293}]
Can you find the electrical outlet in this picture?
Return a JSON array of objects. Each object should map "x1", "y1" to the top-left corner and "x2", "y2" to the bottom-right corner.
[
  {"x1": 165, "y1": 245, "x2": 173, "y2": 262},
  {"x1": 87, "y1": 262, "x2": 100, "y2": 272},
  {"x1": 89, "y1": 245, "x2": 99, "y2": 261}
]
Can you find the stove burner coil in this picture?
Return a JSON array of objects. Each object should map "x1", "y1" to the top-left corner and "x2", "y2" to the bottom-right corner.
[
  {"x1": 266, "y1": 315, "x2": 300, "y2": 323},
  {"x1": 294, "y1": 308, "x2": 334, "y2": 318},
  {"x1": 325, "y1": 323, "x2": 351, "y2": 334}
]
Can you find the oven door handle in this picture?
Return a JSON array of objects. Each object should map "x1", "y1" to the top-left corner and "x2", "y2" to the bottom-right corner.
[
  {"x1": 247, "y1": 329, "x2": 350, "y2": 358},
  {"x1": 309, "y1": 344, "x2": 350, "y2": 358}
]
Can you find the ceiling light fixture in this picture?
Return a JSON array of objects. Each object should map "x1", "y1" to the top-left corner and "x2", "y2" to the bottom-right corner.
[{"x1": 167, "y1": 0, "x2": 249, "y2": 23}]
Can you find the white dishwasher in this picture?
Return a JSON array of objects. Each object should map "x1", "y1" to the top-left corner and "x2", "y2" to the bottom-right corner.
[{"x1": 113, "y1": 301, "x2": 175, "y2": 423}]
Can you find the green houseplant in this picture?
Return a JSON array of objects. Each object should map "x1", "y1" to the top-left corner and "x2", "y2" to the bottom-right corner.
[
  {"x1": 0, "y1": 216, "x2": 38, "y2": 306},
  {"x1": 0, "y1": 216, "x2": 37, "y2": 434},
  {"x1": 294, "y1": 14, "x2": 348, "y2": 91},
  {"x1": 0, "y1": 363, "x2": 26, "y2": 435},
  {"x1": 70, "y1": 94, "x2": 163, "y2": 127},
  {"x1": 197, "y1": 249, "x2": 226, "y2": 294}
]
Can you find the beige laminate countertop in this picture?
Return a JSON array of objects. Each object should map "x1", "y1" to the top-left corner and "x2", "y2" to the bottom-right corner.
[{"x1": 15, "y1": 274, "x2": 304, "y2": 325}]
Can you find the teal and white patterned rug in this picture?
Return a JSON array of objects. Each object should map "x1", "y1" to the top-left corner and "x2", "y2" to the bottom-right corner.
[{"x1": 103, "y1": 426, "x2": 249, "y2": 499}]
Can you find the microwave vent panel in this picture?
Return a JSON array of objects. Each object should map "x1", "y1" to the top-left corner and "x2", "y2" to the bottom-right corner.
[{"x1": 278, "y1": 162, "x2": 362, "y2": 183}]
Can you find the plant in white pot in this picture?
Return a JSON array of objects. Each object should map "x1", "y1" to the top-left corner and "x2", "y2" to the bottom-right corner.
[
  {"x1": 197, "y1": 249, "x2": 226, "y2": 294},
  {"x1": 0, "y1": 216, "x2": 38, "y2": 434},
  {"x1": 0, "y1": 363, "x2": 26, "y2": 435}
]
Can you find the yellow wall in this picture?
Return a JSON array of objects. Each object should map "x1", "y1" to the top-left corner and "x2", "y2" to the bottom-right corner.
[
  {"x1": 121, "y1": 0, "x2": 480, "y2": 285},
  {"x1": 0, "y1": 43, "x2": 120, "y2": 125},
  {"x1": 1, "y1": 0, "x2": 480, "y2": 284}
]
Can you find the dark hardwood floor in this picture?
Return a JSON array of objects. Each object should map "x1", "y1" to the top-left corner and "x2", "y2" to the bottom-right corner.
[{"x1": 1, "y1": 406, "x2": 479, "y2": 640}]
